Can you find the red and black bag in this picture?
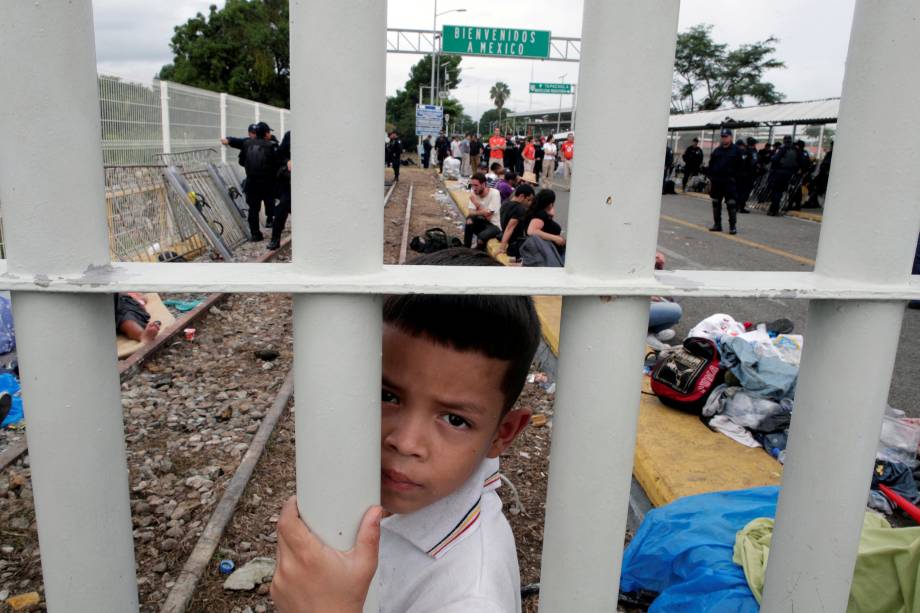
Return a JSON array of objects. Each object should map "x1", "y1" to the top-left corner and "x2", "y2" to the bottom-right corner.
[{"x1": 650, "y1": 337, "x2": 723, "y2": 413}]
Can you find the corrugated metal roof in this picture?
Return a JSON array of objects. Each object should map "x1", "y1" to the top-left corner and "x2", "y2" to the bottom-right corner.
[
  {"x1": 667, "y1": 98, "x2": 839, "y2": 129},
  {"x1": 508, "y1": 98, "x2": 840, "y2": 130}
]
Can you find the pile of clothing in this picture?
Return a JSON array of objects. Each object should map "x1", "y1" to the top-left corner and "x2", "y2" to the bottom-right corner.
[
  {"x1": 620, "y1": 487, "x2": 920, "y2": 613},
  {"x1": 683, "y1": 313, "x2": 803, "y2": 461}
]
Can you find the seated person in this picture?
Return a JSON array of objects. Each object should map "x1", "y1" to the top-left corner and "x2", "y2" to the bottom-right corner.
[
  {"x1": 115, "y1": 293, "x2": 161, "y2": 344},
  {"x1": 271, "y1": 248, "x2": 540, "y2": 613},
  {"x1": 486, "y1": 162, "x2": 502, "y2": 188},
  {"x1": 498, "y1": 183, "x2": 535, "y2": 259},
  {"x1": 463, "y1": 172, "x2": 502, "y2": 250},
  {"x1": 524, "y1": 188, "x2": 566, "y2": 256},
  {"x1": 648, "y1": 251, "x2": 683, "y2": 342},
  {"x1": 495, "y1": 172, "x2": 516, "y2": 202}
]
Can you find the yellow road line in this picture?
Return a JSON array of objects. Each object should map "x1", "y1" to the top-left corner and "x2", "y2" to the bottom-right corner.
[{"x1": 660, "y1": 214, "x2": 817, "y2": 267}]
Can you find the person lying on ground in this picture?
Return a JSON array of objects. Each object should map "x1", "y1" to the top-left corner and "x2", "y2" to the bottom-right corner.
[
  {"x1": 115, "y1": 293, "x2": 160, "y2": 344},
  {"x1": 271, "y1": 248, "x2": 540, "y2": 613},
  {"x1": 464, "y1": 172, "x2": 502, "y2": 250},
  {"x1": 498, "y1": 183, "x2": 535, "y2": 259},
  {"x1": 525, "y1": 188, "x2": 565, "y2": 255}
]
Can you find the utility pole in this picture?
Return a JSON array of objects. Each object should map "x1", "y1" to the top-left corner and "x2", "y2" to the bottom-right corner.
[
  {"x1": 430, "y1": 0, "x2": 437, "y2": 105},
  {"x1": 556, "y1": 73, "x2": 567, "y2": 133}
]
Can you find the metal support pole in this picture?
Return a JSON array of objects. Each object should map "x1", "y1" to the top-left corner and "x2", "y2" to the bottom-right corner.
[
  {"x1": 538, "y1": 1, "x2": 680, "y2": 611},
  {"x1": 290, "y1": 1, "x2": 385, "y2": 611},
  {"x1": 762, "y1": 2, "x2": 920, "y2": 611},
  {"x1": 430, "y1": 0, "x2": 437, "y2": 105},
  {"x1": 219, "y1": 93, "x2": 228, "y2": 163},
  {"x1": 571, "y1": 85, "x2": 578, "y2": 131},
  {"x1": 0, "y1": 1, "x2": 139, "y2": 611},
  {"x1": 254, "y1": 102, "x2": 261, "y2": 124},
  {"x1": 817, "y1": 123, "x2": 825, "y2": 160},
  {"x1": 279, "y1": 109, "x2": 286, "y2": 137},
  {"x1": 160, "y1": 80, "x2": 172, "y2": 154}
]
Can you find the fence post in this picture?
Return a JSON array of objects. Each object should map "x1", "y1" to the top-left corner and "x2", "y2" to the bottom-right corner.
[
  {"x1": 0, "y1": 1, "x2": 140, "y2": 610},
  {"x1": 279, "y1": 109, "x2": 285, "y2": 137},
  {"x1": 160, "y1": 80, "x2": 171, "y2": 154},
  {"x1": 220, "y1": 92, "x2": 228, "y2": 163},
  {"x1": 290, "y1": 1, "x2": 386, "y2": 611},
  {"x1": 761, "y1": 2, "x2": 920, "y2": 611},
  {"x1": 537, "y1": 1, "x2": 680, "y2": 611},
  {"x1": 254, "y1": 102, "x2": 260, "y2": 124}
]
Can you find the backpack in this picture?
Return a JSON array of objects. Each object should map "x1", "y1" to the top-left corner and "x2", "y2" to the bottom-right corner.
[
  {"x1": 779, "y1": 147, "x2": 800, "y2": 171},
  {"x1": 409, "y1": 228, "x2": 461, "y2": 254},
  {"x1": 650, "y1": 337, "x2": 724, "y2": 413},
  {"x1": 244, "y1": 139, "x2": 276, "y2": 181}
]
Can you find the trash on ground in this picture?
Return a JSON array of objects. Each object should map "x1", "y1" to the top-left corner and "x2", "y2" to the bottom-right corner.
[{"x1": 223, "y1": 557, "x2": 276, "y2": 591}]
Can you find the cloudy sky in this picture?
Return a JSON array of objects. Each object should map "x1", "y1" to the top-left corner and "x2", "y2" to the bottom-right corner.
[{"x1": 94, "y1": 0, "x2": 856, "y2": 118}]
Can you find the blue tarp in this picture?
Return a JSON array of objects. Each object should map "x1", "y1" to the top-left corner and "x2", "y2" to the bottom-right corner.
[
  {"x1": 0, "y1": 373, "x2": 23, "y2": 428},
  {"x1": 620, "y1": 486, "x2": 780, "y2": 612}
]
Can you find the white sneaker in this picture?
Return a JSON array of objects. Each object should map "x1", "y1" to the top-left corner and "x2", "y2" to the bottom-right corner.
[{"x1": 655, "y1": 328, "x2": 676, "y2": 342}]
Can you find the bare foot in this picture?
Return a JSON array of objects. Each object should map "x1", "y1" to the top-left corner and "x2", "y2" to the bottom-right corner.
[{"x1": 140, "y1": 320, "x2": 161, "y2": 343}]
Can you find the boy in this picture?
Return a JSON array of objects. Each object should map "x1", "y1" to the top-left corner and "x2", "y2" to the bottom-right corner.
[{"x1": 272, "y1": 249, "x2": 540, "y2": 613}]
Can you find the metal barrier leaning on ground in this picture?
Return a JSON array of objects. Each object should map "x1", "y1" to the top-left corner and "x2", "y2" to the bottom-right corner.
[{"x1": 0, "y1": 1, "x2": 919, "y2": 612}]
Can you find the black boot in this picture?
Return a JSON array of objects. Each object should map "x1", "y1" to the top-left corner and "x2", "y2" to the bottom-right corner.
[
  {"x1": 709, "y1": 201, "x2": 722, "y2": 232},
  {"x1": 727, "y1": 202, "x2": 738, "y2": 235}
]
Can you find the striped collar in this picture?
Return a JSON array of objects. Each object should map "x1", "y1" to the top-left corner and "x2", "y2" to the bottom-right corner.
[{"x1": 382, "y1": 457, "x2": 501, "y2": 560}]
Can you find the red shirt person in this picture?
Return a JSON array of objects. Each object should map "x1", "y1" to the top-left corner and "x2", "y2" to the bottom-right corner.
[
  {"x1": 522, "y1": 137, "x2": 536, "y2": 174},
  {"x1": 488, "y1": 128, "x2": 506, "y2": 169}
]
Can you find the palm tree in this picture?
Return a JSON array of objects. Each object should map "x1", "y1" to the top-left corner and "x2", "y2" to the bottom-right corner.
[{"x1": 490, "y1": 81, "x2": 511, "y2": 127}]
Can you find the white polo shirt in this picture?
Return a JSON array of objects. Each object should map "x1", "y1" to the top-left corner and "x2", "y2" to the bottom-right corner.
[{"x1": 378, "y1": 457, "x2": 521, "y2": 613}]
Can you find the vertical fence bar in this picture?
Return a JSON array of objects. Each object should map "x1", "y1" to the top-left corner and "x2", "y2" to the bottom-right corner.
[
  {"x1": 0, "y1": 1, "x2": 139, "y2": 611},
  {"x1": 537, "y1": 1, "x2": 680, "y2": 611},
  {"x1": 220, "y1": 92, "x2": 228, "y2": 163},
  {"x1": 279, "y1": 108, "x2": 286, "y2": 136},
  {"x1": 160, "y1": 80, "x2": 171, "y2": 154},
  {"x1": 254, "y1": 102, "x2": 260, "y2": 124},
  {"x1": 762, "y1": 2, "x2": 920, "y2": 612},
  {"x1": 290, "y1": 1, "x2": 385, "y2": 611}
]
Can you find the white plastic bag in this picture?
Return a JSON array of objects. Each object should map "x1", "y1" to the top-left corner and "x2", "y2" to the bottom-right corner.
[
  {"x1": 877, "y1": 406, "x2": 920, "y2": 468},
  {"x1": 739, "y1": 325, "x2": 783, "y2": 360},
  {"x1": 772, "y1": 334, "x2": 804, "y2": 366},
  {"x1": 442, "y1": 157, "x2": 461, "y2": 180},
  {"x1": 687, "y1": 313, "x2": 745, "y2": 342}
]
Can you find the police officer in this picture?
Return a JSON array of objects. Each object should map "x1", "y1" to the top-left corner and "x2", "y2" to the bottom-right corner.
[
  {"x1": 239, "y1": 122, "x2": 277, "y2": 241},
  {"x1": 735, "y1": 138, "x2": 757, "y2": 214},
  {"x1": 768, "y1": 135, "x2": 809, "y2": 216},
  {"x1": 681, "y1": 137, "x2": 704, "y2": 192},
  {"x1": 706, "y1": 127, "x2": 743, "y2": 234},
  {"x1": 268, "y1": 131, "x2": 291, "y2": 252}
]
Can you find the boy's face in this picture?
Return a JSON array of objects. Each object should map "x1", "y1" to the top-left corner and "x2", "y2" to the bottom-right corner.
[{"x1": 380, "y1": 325, "x2": 530, "y2": 515}]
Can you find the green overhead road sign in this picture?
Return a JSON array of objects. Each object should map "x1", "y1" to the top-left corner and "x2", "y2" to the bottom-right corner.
[
  {"x1": 530, "y1": 82, "x2": 573, "y2": 94},
  {"x1": 441, "y1": 25, "x2": 551, "y2": 59}
]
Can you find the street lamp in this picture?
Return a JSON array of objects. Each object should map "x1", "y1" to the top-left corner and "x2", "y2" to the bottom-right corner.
[{"x1": 431, "y1": 2, "x2": 466, "y2": 104}]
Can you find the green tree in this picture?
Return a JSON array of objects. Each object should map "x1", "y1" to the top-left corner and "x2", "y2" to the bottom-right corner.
[
  {"x1": 158, "y1": 0, "x2": 290, "y2": 108},
  {"x1": 489, "y1": 82, "x2": 511, "y2": 123},
  {"x1": 385, "y1": 55, "x2": 465, "y2": 148},
  {"x1": 672, "y1": 25, "x2": 785, "y2": 113},
  {"x1": 478, "y1": 107, "x2": 515, "y2": 133}
]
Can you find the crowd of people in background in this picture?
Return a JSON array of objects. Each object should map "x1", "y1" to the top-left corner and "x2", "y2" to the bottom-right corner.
[
  {"x1": 416, "y1": 128, "x2": 575, "y2": 190},
  {"x1": 670, "y1": 128, "x2": 832, "y2": 234}
]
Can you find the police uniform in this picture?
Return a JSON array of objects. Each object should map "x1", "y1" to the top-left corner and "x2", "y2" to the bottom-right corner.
[{"x1": 707, "y1": 128, "x2": 743, "y2": 234}]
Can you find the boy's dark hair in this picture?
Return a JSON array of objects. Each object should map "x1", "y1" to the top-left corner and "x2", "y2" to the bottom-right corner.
[
  {"x1": 490, "y1": 162, "x2": 502, "y2": 172},
  {"x1": 504, "y1": 172, "x2": 518, "y2": 183},
  {"x1": 513, "y1": 184, "x2": 535, "y2": 198},
  {"x1": 383, "y1": 248, "x2": 541, "y2": 413}
]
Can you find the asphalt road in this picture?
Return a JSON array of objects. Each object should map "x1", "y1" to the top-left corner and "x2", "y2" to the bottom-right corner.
[{"x1": 552, "y1": 187, "x2": 919, "y2": 417}]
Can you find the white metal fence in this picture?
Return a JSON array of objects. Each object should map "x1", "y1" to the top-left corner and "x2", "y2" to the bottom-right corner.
[
  {"x1": 1, "y1": 2, "x2": 919, "y2": 613},
  {"x1": 98, "y1": 75, "x2": 289, "y2": 165}
]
